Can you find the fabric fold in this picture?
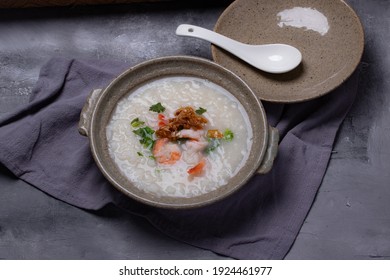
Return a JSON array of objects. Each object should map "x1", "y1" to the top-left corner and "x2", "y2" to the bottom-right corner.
[{"x1": 0, "y1": 57, "x2": 359, "y2": 259}]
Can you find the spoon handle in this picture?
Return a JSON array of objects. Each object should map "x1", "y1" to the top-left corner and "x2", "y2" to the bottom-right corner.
[
  {"x1": 176, "y1": 24, "x2": 302, "y2": 74},
  {"x1": 176, "y1": 24, "x2": 246, "y2": 57}
]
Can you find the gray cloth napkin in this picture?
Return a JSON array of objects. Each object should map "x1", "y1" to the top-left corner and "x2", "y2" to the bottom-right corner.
[{"x1": 0, "y1": 57, "x2": 359, "y2": 259}]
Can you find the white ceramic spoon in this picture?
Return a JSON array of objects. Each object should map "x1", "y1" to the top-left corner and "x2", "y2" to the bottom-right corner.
[{"x1": 176, "y1": 24, "x2": 302, "y2": 74}]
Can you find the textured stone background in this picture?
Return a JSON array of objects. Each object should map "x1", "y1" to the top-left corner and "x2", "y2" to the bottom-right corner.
[{"x1": 0, "y1": 0, "x2": 389, "y2": 259}]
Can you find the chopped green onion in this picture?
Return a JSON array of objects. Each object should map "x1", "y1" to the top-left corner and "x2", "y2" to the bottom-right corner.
[
  {"x1": 149, "y1": 102, "x2": 165, "y2": 113},
  {"x1": 205, "y1": 129, "x2": 234, "y2": 154},
  {"x1": 133, "y1": 126, "x2": 154, "y2": 137},
  {"x1": 223, "y1": 129, "x2": 234, "y2": 141},
  {"x1": 137, "y1": 151, "x2": 143, "y2": 156},
  {"x1": 195, "y1": 107, "x2": 207, "y2": 115},
  {"x1": 133, "y1": 126, "x2": 155, "y2": 149},
  {"x1": 205, "y1": 138, "x2": 220, "y2": 154},
  {"x1": 131, "y1": 118, "x2": 145, "y2": 128}
]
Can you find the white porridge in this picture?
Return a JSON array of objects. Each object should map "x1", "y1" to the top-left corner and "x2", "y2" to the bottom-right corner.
[{"x1": 106, "y1": 76, "x2": 253, "y2": 198}]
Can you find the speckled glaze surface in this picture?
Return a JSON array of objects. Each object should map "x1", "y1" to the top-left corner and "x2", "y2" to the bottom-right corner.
[
  {"x1": 212, "y1": 0, "x2": 364, "y2": 103},
  {"x1": 81, "y1": 56, "x2": 278, "y2": 209}
]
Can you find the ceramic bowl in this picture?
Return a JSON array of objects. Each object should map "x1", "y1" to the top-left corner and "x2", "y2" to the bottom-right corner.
[
  {"x1": 212, "y1": 0, "x2": 364, "y2": 102},
  {"x1": 78, "y1": 56, "x2": 278, "y2": 209}
]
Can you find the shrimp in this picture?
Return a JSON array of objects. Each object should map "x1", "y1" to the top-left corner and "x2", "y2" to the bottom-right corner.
[
  {"x1": 181, "y1": 133, "x2": 208, "y2": 168},
  {"x1": 185, "y1": 139, "x2": 208, "y2": 153},
  {"x1": 187, "y1": 158, "x2": 206, "y2": 176},
  {"x1": 176, "y1": 129, "x2": 205, "y2": 141},
  {"x1": 152, "y1": 138, "x2": 181, "y2": 165}
]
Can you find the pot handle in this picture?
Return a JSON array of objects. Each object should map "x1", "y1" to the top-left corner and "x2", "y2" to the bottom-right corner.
[
  {"x1": 78, "y1": 89, "x2": 103, "y2": 137},
  {"x1": 256, "y1": 126, "x2": 279, "y2": 174}
]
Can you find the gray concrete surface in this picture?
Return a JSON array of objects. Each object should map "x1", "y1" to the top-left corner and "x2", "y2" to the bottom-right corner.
[{"x1": 1, "y1": 0, "x2": 389, "y2": 259}]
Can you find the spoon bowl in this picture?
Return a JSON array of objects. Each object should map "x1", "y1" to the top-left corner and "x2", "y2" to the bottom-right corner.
[{"x1": 176, "y1": 24, "x2": 302, "y2": 74}]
